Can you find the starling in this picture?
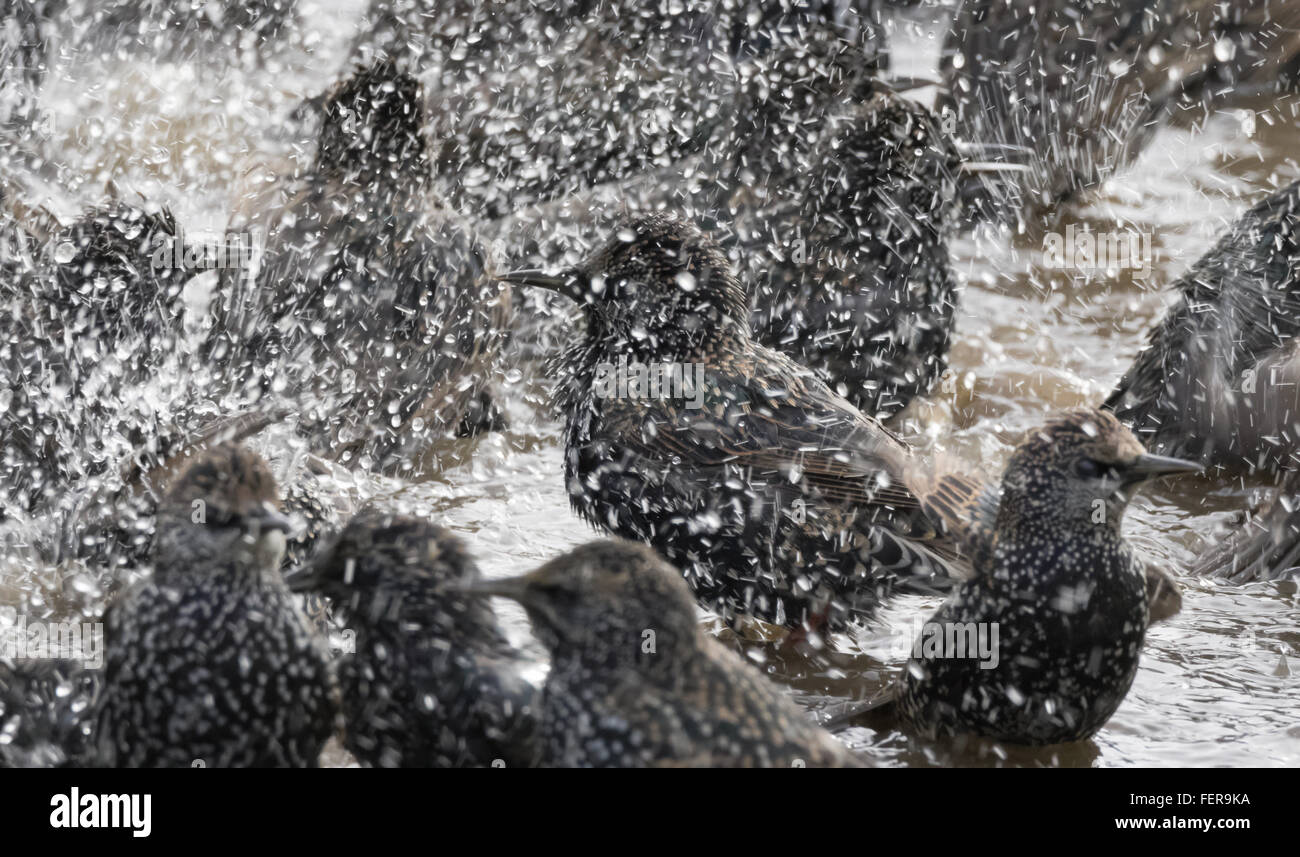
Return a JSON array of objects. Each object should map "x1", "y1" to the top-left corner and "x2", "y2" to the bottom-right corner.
[
  {"x1": 407, "y1": 1, "x2": 885, "y2": 222},
  {"x1": 896, "y1": 409, "x2": 1200, "y2": 745},
  {"x1": 910, "y1": 450, "x2": 1185, "y2": 628},
  {"x1": 941, "y1": 0, "x2": 1300, "y2": 224},
  {"x1": 287, "y1": 511, "x2": 538, "y2": 768},
  {"x1": 91, "y1": 443, "x2": 339, "y2": 767},
  {"x1": 1, "y1": 200, "x2": 191, "y2": 518},
  {"x1": 1104, "y1": 179, "x2": 1300, "y2": 476},
  {"x1": 738, "y1": 82, "x2": 962, "y2": 418},
  {"x1": 464, "y1": 539, "x2": 862, "y2": 767},
  {"x1": 206, "y1": 60, "x2": 512, "y2": 470},
  {"x1": 501, "y1": 212, "x2": 953, "y2": 633}
]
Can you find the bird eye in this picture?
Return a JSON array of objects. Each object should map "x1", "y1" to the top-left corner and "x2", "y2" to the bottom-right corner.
[{"x1": 1074, "y1": 458, "x2": 1104, "y2": 479}]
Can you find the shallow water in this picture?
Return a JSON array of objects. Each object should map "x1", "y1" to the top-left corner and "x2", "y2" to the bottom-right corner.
[{"x1": 6, "y1": 2, "x2": 1299, "y2": 766}]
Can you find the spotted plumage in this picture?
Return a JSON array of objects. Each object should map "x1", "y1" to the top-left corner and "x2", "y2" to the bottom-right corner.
[
  {"x1": 897, "y1": 409, "x2": 1199, "y2": 744},
  {"x1": 92, "y1": 444, "x2": 339, "y2": 767},
  {"x1": 1, "y1": 201, "x2": 190, "y2": 518},
  {"x1": 0, "y1": 658, "x2": 99, "y2": 768},
  {"x1": 740, "y1": 82, "x2": 961, "y2": 418},
  {"x1": 942, "y1": 0, "x2": 1300, "y2": 223},
  {"x1": 205, "y1": 60, "x2": 511, "y2": 470},
  {"x1": 911, "y1": 466, "x2": 1183, "y2": 624},
  {"x1": 503, "y1": 213, "x2": 954, "y2": 632},
  {"x1": 1105, "y1": 179, "x2": 1300, "y2": 475},
  {"x1": 466, "y1": 539, "x2": 862, "y2": 767},
  {"x1": 287, "y1": 512, "x2": 538, "y2": 768}
]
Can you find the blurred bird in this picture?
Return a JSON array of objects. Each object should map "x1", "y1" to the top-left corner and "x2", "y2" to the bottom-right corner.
[
  {"x1": 941, "y1": 0, "x2": 1300, "y2": 223},
  {"x1": 1190, "y1": 465, "x2": 1300, "y2": 583},
  {"x1": 737, "y1": 81, "x2": 964, "y2": 418},
  {"x1": 895, "y1": 409, "x2": 1199, "y2": 744},
  {"x1": 206, "y1": 60, "x2": 512, "y2": 471},
  {"x1": 501, "y1": 212, "x2": 953, "y2": 633},
  {"x1": 1104, "y1": 179, "x2": 1300, "y2": 476},
  {"x1": 287, "y1": 512, "x2": 538, "y2": 768},
  {"x1": 464, "y1": 539, "x2": 863, "y2": 767},
  {"x1": 1, "y1": 200, "x2": 191, "y2": 518},
  {"x1": 92, "y1": 443, "x2": 339, "y2": 767}
]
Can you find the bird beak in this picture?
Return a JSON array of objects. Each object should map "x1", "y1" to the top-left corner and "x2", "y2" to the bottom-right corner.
[
  {"x1": 497, "y1": 268, "x2": 586, "y2": 302},
  {"x1": 454, "y1": 573, "x2": 535, "y2": 604},
  {"x1": 884, "y1": 75, "x2": 943, "y2": 94},
  {"x1": 283, "y1": 556, "x2": 321, "y2": 592},
  {"x1": 1125, "y1": 453, "x2": 1203, "y2": 480}
]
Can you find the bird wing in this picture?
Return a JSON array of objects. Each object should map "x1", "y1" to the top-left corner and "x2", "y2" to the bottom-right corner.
[
  {"x1": 599, "y1": 347, "x2": 921, "y2": 514},
  {"x1": 903, "y1": 468, "x2": 1002, "y2": 574}
]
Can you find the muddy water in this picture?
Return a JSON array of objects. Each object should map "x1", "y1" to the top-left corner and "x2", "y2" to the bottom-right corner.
[{"x1": 14, "y1": 3, "x2": 1300, "y2": 766}]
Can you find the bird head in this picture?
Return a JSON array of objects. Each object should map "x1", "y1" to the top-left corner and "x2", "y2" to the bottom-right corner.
[
  {"x1": 153, "y1": 444, "x2": 292, "y2": 577},
  {"x1": 458, "y1": 539, "x2": 701, "y2": 672},
  {"x1": 500, "y1": 213, "x2": 749, "y2": 358},
  {"x1": 313, "y1": 59, "x2": 429, "y2": 188},
  {"x1": 997, "y1": 408, "x2": 1201, "y2": 532},
  {"x1": 285, "y1": 511, "x2": 481, "y2": 616}
]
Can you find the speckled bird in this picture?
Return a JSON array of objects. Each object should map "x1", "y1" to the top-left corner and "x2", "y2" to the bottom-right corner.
[
  {"x1": 287, "y1": 511, "x2": 538, "y2": 768},
  {"x1": 941, "y1": 0, "x2": 1300, "y2": 223},
  {"x1": 91, "y1": 444, "x2": 339, "y2": 767},
  {"x1": 464, "y1": 539, "x2": 862, "y2": 767},
  {"x1": 1, "y1": 200, "x2": 191, "y2": 518},
  {"x1": 206, "y1": 60, "x2": 512, "y2": 471},
  {"x1": 897, "y1": 409, "x2": 1199, "y2": 745},
  {"x1": 502, "y1": 212, "x2": 953, "y2": 633},
  {"x1": 1105, "y1": 179, "x2": 1300, "y2": 476},
  {"x1": 739, "y1": 83, "x2": 962, "y2": 418}
]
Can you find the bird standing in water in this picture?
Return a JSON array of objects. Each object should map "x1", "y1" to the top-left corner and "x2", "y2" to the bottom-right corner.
[
  {"x1": 287, "y1": 512, "x2": 539, "y2": 768},
  {"x1": 206, "y1": 61, "x2": 511, "y2": 472},
  {"x1": 92, "y1": 444, "x2": 339, "y2": 767},
  {"x1": 738, "y1": 81, "x2": 962, "y2": 418},
  {"x1": 464, "y1": 539, "x2": 862, "y2": 767},
  {"x1": 897, "y1": 409, "x2": 1199, "y2": 744},
  {"x1": 941, "y1": 0, "x2": 1300, "y2": 224},
  {"x1": 1105, "y1": 179, "x2": 1300, "y2": 476},
  {"x1": 502, "y1": 213, "x2": 952, "y2": 634}
]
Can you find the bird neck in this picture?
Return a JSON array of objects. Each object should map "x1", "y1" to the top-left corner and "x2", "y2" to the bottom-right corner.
[
  {"x1": 548, "y1": 620, "x2": 704, "y2": 685},
  {"x1": 581, "y1": 306, "x2": 749, "y2": 365},
  {"x1": 152, "y1": 517, "x2": 286, "y2": 589}
]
